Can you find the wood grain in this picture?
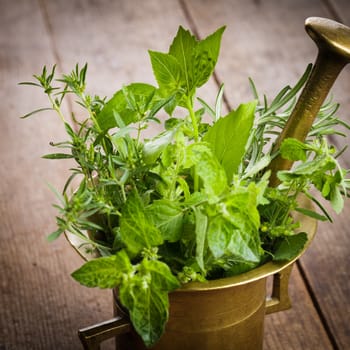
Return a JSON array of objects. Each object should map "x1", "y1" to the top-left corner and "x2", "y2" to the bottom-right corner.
[{"x1": 0, "y1": 1, "x2": 116, "y2": 349}]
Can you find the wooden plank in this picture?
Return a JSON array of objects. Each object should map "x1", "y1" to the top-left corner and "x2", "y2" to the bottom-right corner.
[
  {"x1": 264, "y1": 267, "x2": 333, "y2": 350},
  {"x1": 0, "y1": 1, "x2": 116, "y2": 349},
  {"x1": 42, "y1": 0, "x2": 219, "y2": 111},
  {"x1": 300, "y1": 204, "x2": 350, "y2": 350},
  {"x1": 185, "y1": 0, "x2": 349, "y2": 348}
]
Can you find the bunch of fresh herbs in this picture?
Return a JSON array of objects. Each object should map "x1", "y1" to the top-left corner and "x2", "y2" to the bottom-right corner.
[{"x1": 21, "y1": 26, "x2": 350, "y2": 347}]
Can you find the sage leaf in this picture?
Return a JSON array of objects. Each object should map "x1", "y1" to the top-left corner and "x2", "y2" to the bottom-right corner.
[{"x1": 204, "y1": 101, "x2": 257, "y2": 181}]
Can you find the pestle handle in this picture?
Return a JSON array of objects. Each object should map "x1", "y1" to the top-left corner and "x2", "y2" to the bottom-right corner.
[{"x1": 269, "y1": 17, "x2": 350, "y2": 186}]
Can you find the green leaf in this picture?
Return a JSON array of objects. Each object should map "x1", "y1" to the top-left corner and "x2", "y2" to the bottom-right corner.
[
  {"x1": 118, "y1": 258, "x2": 179, "y2": 347},
  {"x1": 146, "y1": 199, "x2": 184, "y2": 242},
  {"x1": 141, "y1": 259, "x2": 180, "y2": 291},
  {"x1": 225, "y1": 183, "x2": 261, "y2": 231},
  {"x1": 225, "y1": 261, "x2": 259, "y2": 277},
  {"x1": 273, "y1": 232, "x2": 308, "y2": 261},
  {"x1": 71, "y1": 250, "x2": 133, "y2": 288},
  {"x1": 243, "y1": 155, "x2": 271, "y2": 180},
  {"x1": 119, "y1": 276, "x2": 169, "y2": 347},
  {"x1": 149, "y1": 51, "x2": 183, "y2": 96},
  {"x1": 207, "y1": 215, "x2": 261, "y2": 263},
  {"x1": 193, "y1": 207, "x2": 208, "y2": 272},
  {"x1": 204, "y1": 101, "x2": 257, "y2": 181},
  {"x1": 21, "y1": 107, "x2": 53, "y2": 119},
  {"x1": 330, "y1": 185, "x2": 343, "y2": 214},
  {"x1": 142, "y1": 130, "x2": 175, "y2": 165},
  {"x1": 207, "y1": 183, "x2": 262, "y2": 263},
  {"x1": 184, "y1": 143, "x2": 227, "y2": 199},
  {"x1": 42, "y1": 153, "x2": 74, "y2": 159},
  {"x1": 120, "y1": 193, "x2": 163, "y2": 255},
  {"x1": 168, "y1": 26, "x2": 197, "y2": 95},
  {"x1": 280, "y1": 138, "x2": 308, "y2": 161},
  {"x1": 97, "y1": 83, "x2": 157, "y2": 130},
  {"x1": 47, "y1": 228, "x2": 64, "y2": 242},
  {"x1": 294, "y1": 207, "x2": 328, "y2": 221},
  {"x1": 193, "y1": 26, "x2": 225, "y2": 88}
]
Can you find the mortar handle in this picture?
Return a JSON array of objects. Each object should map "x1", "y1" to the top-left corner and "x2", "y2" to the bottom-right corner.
[
  {"x1": 78, "y1": 316, "x2": 131, "y2": 350},
  {"x1": 265, "y1": 263, "x2": 294, "y2": 314},
  {"x1": 269, "y1": 17, "x2": 350, "y2": 186}
]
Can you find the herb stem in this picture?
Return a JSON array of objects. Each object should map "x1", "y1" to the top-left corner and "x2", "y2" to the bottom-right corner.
[
  {"x1": 48, "y1": 94, "x2": 66, "y2": 123},
  {"x1": 186, "y1": 98, "x2": 199, "y2": 192},
  {"x1": 186, "y1": 98, "x2": 199, "y2": 142}
]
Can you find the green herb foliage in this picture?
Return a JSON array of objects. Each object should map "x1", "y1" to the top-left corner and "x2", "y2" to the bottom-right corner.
[{"x1": 21, "y1": 26, "x2": 350, "y2": 347}]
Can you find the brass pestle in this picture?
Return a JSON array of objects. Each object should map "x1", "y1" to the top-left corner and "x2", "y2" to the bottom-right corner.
[{"x1": 269, "y1": 17, "x2": 350, "y2": 186}]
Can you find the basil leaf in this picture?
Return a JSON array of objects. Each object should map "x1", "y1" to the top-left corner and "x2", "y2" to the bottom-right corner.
[
  {"x1": 225, "y1": 261, "x2": 259, "y2": 277},
  {"x1": 193, "y1": 26, "x2": 225, "y2": 88},
  {"x1": 207, "y1": 183, "x2": 262, "y2": 263},
  {"x1": 141, "y1": 259, "x2": 180, "y2": 291},
  {"x1": 204, "y1": 101, "x2": 256, "y2": 181},
  {"x1": 207, "y1": 216, "x2": 227, "y2": 259},
  {"x1": 184, "y1": 142, "x2": 227, "y2": 200},
  {"x1": 149, "y1": 51, "x2": 183, "y2": 97},
  {"x1": 120, "y1": 193, "x2": 163, "y2": 255},
  {"x1": 146, "y1": 199, "x2": 184, "y2": 242},
  {"x1": 273, "y1": 232, "x2": 308, "y2": 261},
  {"x1": 71, "y1": 250, "x2": 132, "y2": 288},
  {"x1": 97, "y1": 83, "x2": 156, "y2": 130},
  {"x1": 169, "y1": 26, "x2": 197, "y2": 95},
  {"x1": 143, "y1": 129, "x2": 175, "y2": 165},
  {"x1": 207, "y1": 216, "x2": 261, "y2": 263}
]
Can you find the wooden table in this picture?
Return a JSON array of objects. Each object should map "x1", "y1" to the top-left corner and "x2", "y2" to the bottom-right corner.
[{"x1": 1, "y1": 1, "x2": 349, "y2": 349}]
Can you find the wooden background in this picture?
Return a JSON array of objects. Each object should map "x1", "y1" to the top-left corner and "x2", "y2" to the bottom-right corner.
[{"x1": 1, "y1": 0, "x2": 349, "y2": 349}]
